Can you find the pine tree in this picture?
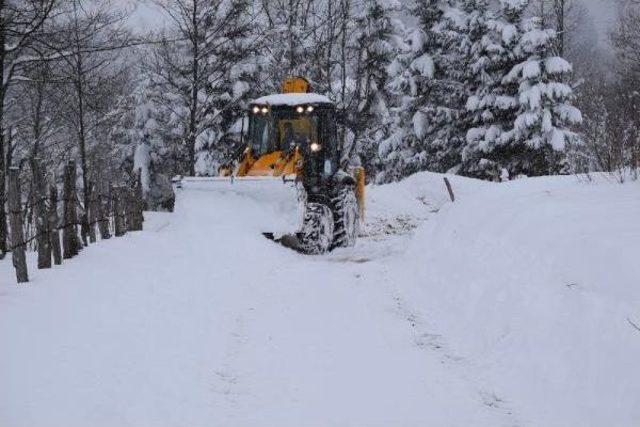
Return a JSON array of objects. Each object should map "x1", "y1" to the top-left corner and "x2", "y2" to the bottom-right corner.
[
  {"x1": 345, "y1": 0, "x2": 397, "y2": 177},
  {"x1": 194, "y1": 0, "x2": 258, "y2": 175},
  {"x1": 503, "y1": 16, "x2": 582, "y2": 176},
  {"x1": 462, "y1": 0, "x2": 527, "y2": 179},
  {"x1": 122, "y1": 78, "x2": 177, "y2": 210},
  {"x1": 379, "y1": 0, "x2": 466, "y2": 182},
  {"x1": 438, "y1": 0, "x2": 492, "y2": 172},
  {"x1": 149, "y1": 0, "x2": 255, "y2": 177},
  {"x1": 258, "y1": 0, "x2": 334, "y2": 93}
]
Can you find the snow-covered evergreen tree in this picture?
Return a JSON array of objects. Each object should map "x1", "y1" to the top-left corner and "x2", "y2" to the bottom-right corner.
[
  {"x1": 106, "y1": 75, "x2": 177, "y2": 211},
  {"x1": 462, "y1": 0, "x2": 526, "y2": 179},
  {"x1": 193, "y1": 1, "x2": 258, "y2": 175},
  {"x1": 462, "y1": 0, "x2": 581, "y2": 179},
  {"x1": 379, "y1": 0, "x2": 467, "y2": 182},
  {"x1": 344, "y1": 0, "x2": 398, "y2": 176},
  {"x1": 439, "y1": 0, "x2": 492, "y2": 171},
  {"x1": 149, "y1": 0, "x2": 256, "y2": 176},
  {"x1": 257, "y1": 1, "x2": 334, "y2": 93},
  {"x1": 503, "y1": 15, "x2": 582, "y2": 176}
]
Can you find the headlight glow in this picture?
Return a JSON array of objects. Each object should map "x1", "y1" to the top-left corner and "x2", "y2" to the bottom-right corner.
[
  {"x1": 260, "y1": 107, "x2": 269, "y2": 114},
  {"x1": 252, "y1": 106, "x2": 260, "y2": 114},
  {"x1": 310, "y1": 142, "x2": 322, "y2": 152},
  {"x1": 306, "y1": 105, "x2": 314, "y2": 113},
  {"x1": 296, "y1": 106, "x2": 305, "y2": 114}
]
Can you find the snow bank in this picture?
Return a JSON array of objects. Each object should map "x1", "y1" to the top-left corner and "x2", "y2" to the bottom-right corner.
[{"x1": 390, "y1": 174, "x2": 640, "y2": 426}]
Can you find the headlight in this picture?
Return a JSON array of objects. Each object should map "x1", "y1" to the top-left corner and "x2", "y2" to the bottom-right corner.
[
  {"x1": 310, "y1": 142, "x2": 322, "y2": 152},
  {"x1": 252, "y1": 106, "x2": 260, "y2": 114},
  {"x1": 306, "y1": 105, "x2": 314, "y2": 113},
  {"x1": 260, "y1": 107, "x2": 269, "y2": 114},
  {"x1": 296, "y1": 106, "x2": 304, "y2": 114}
]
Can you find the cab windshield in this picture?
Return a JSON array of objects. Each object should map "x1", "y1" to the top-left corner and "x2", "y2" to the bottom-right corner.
[{"x1": 248, "y1": 108, "x2": 319, "y2": 156}]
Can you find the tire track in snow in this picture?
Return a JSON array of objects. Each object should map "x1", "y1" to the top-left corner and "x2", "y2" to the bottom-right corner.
[
  {"x1": 210, "y1": 307, "x2": 258, "y2": 412},
  {"x1": 379, "y1": 264, "x2": 524, "y2": 427},
  {"x1": 350, "y1": 192, "x2": 524, "y2": 426}
]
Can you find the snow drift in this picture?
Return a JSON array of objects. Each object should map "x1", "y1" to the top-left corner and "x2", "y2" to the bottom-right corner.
[{"x1": 389, "y1": 173, "x2": 640, "y2": 426}]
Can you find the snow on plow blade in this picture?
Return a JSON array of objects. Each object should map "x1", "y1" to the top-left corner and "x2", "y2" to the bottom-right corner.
[{"x1": 174, "y1": 175, "x2": 305, "y2": 250}]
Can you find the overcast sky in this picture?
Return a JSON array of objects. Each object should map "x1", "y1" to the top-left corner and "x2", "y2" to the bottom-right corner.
[
  {"x1": 584, "y1": 0, "x2": 618, "y2": 42},
  {"x1": 124, "y1": 0, "x2": 619, "y2": 43}
]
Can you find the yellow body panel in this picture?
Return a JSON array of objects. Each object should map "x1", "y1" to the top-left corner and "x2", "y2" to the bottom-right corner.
[
  {"x1": 282, "y1": 77, "x2": 311, "y2": 94},
  {"x1": 245, "y1": 151, "x2": 283, "y2": 176},
  {"x1": 235, "y1": 147, "x2": 255, "y2": 176},
  {"x1": 354, "y1": 167, "x2": 366, "y2": 222},
  {"x1": 231, "y1": 146, "x2": 303, "y2": 178}
]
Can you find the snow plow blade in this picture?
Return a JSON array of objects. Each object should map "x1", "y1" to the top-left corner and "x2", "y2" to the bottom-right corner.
[
  {"x1": 175, "y1": 175, "x2": 307, "y2": 251},
  {"x1": 174, "y1": 175, "x2": 299, "y2": 204},
  {"x1": 175, "y1": 175, "x2": 297, "y2": 188},
  {"x1": 262, "y1": 232, "x2": 309, "y2": 254}
]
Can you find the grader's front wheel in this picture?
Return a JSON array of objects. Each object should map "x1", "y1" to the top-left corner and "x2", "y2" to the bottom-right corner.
[
  {"x1": 299, "y1": 202, "x2": 334, "y2": 254},
  {"x1": 332, "y1": 186, "x2": 359, "y2": 249}
]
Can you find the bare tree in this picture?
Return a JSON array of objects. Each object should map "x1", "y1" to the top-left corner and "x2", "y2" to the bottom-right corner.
[
  {"x1": 612, "y1": 0, "x2": 640, "y2": 86},
  {"x1": 530, "y1": 0, "x2": 589, "y2": 58},
  {"x1": 569, "y1": 0, "x2": 640, "y2": 178},
  {"x1": 0, "y1": 0, "x2": 58, "y2": 259},
  {"x1": 149, "y1": 0, "x2": 255, "y2": 176},
  {"x1": 48, "y1": 0, "x2": 132, "y2": 244}
]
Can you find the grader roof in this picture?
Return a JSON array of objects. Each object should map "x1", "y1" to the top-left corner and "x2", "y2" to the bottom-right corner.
[{"x1": 250, "y1": 93, "x2": 333, "y2": 107}]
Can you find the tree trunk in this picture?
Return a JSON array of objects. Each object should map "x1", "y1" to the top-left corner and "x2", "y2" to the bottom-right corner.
[
  {"x1": 30, "y1": 157, "x2": 51, "y2": 269},
  {"x1": 555, "y1": 0, "x2": 565, "y2": 57},
  {"x1": 188, "y1": 1, "x2": 199, "y2": 177},
  {"x1": 0, "y1": 134, "x2": 5, "y2": 259},
  {"x1": 8, "y1": 167, "x2": 28, "y2": 283},
  {"x1": 72, "y1": 20, "x2": 92, "y2": 250},
  {"x1": 48, "y1": 185, "x2": 61, "y2": 265},
  {"x1": 0, "y1": 0, "x2": 7, "y2": 260},
  {"x1": 62, "y1": 161, "x2": 80, "y2": 259}
]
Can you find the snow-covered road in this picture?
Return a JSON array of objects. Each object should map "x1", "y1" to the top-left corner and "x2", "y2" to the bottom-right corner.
[
  {"x1": 0, "y1": 176, "x2": 513, "y2": 427},
  {"x1": 2, "y1": 173, "x2": 639, "y2": 427}
]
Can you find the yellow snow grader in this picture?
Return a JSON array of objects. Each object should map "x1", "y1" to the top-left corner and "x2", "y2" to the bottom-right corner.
[{"x1": 199, "y1": 77, "x2": 365, "y2": 254}]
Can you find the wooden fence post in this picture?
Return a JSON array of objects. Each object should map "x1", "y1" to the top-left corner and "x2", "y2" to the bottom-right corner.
[
  {"x1": 97, "y1": 186, "x2": 111, "y2": 240},
  {"x1": 123, "y1": 186, "x2": 133, "y2": 231},
  {"x1": 8, "y1": 167, "x2": 28, "y2": 283},
  {"x1": 87, "y1": 182, "x2": 97, "y2": 243},
  {"x1": 113, "y1": 185, "x2": 126, "y2": 237},
  {"x1": 48, "y1": 185, "x2": 62, "y2": 265},
  {"x1": 62, "y1": 161, "x2": 81, "y2": 259},
  {"x1": 30, "y1": 158, "x2": 51, "y2": 269},
  {"x1": 80, "y1": 192, "x2": 89, "y2": 247},
  {"x1": 133, "y1": 171, "x2": 144, "y2": 231},
  {"x1": 125, "y1": 174, "x2": 144, "y2": 232},
  {"x1": 443, "y1": 177, "x2": 455, "y2": 202}
]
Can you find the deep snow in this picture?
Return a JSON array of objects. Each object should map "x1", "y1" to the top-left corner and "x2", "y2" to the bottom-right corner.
[{"x1": 1, "y1": 172, "x2": 639, "y2": 427}]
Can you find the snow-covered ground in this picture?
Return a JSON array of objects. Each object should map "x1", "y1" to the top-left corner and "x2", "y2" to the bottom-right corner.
[{"x1": 1, "y1": 172, "x2": 639, "y2": 427}]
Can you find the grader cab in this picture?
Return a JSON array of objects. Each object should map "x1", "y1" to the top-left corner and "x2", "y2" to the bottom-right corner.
[{"x1": 212, "y1": 77, "x2": 365, "y2": 254}]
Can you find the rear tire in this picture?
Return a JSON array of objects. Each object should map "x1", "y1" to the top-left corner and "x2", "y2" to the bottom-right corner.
[
  {"x1": 300, "y1": 202, "x2": 334, "y2": 254},
  {"x1": 332, "y1": 186, "x2": 359, "y2": 249}
]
